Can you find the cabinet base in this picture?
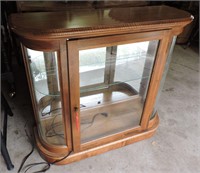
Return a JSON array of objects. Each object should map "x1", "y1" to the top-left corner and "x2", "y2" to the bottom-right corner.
[{"x1": 34, "y1": 113, "x2": 159, "y2": 165}]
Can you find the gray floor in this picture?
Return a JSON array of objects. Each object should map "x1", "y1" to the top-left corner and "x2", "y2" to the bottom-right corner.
[{"x1": 1, "y1": 45, "x2": 199, "y2": 173}]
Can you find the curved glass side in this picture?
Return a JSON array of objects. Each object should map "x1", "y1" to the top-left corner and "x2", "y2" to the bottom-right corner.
[
  {"x1": 150, "y1": 36, "x2": 177, "y2": 119},
  {"x1": 26, "y1": 48, "x2": 66, "y2": 146}
]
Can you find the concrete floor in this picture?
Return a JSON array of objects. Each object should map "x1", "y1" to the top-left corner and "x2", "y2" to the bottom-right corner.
[{"x1": 1, "y1": 45, "x2": 199, "y2": 173}]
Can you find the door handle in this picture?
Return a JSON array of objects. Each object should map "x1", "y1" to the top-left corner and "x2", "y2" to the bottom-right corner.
[{"x1": 74, "y1": 107, "x2": 79, "y2": 132}]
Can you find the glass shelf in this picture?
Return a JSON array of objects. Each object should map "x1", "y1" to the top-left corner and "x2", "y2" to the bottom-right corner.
[
  {"x1": 33, "y1": 69, "x2": 61, "y2": 97},
  {"x1": 80, "y1": 77, "x2": 148, "y2": 94},
  {"x1": 79, "y1": 52, "x2": 147, "y2": 68}
]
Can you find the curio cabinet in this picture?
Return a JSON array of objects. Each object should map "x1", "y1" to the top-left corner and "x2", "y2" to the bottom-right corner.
[{"x1": 9, "y1": 6, "x2": 192, "y2": 164}]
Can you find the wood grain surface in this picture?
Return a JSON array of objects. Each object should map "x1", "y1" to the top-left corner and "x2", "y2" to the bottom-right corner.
[{"x1": 10, "y1": 6, "x2": 192, "y2": 40}]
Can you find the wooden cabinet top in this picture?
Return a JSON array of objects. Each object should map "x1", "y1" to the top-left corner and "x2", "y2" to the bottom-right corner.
[{"x1": 10, "y1": 5, "x2": 192, "y2": 40}]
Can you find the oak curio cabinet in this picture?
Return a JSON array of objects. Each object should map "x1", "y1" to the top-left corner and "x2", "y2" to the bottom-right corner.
[{"x1": 10, "y1": 6, "x2": 192, "y2": 164}]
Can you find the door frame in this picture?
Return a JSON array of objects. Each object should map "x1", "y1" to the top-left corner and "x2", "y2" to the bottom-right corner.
[{"x1": 67, "y1": 30, "x2": 172, "y2": 152}]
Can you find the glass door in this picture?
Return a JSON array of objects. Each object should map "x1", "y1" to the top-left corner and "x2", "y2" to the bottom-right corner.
[
  {"x1": 79, "y1": 41, "x2": 158, "y2": 143},
  {"x1": 68, "y1": 31, "x2": 166, "y2": 151}
]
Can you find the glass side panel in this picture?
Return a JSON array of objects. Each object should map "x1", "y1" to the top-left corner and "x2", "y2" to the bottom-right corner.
[
  {"x1": 151, "y1": 36, "x2": 177, "y2": 119},
  {"x1": 79, "y1": 40, "x2": 159, "y2": 143},
  {"x1": 26, "y1": 48, "x2": 66, "y2": 146}
]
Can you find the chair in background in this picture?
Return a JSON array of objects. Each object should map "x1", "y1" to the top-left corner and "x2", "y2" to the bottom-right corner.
[{"x1": 1, "y1": 93, "x2": 14, "y2": 170}]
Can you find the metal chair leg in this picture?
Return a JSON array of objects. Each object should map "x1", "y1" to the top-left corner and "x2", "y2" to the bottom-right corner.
[
  {"x1": 1, "y1": 133, "x2": 14, "y2": 170},
  {"x1": 1, "y1": 93, "x2": 14, "y2": 170}
]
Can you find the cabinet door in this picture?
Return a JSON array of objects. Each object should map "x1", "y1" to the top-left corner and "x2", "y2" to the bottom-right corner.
[{"x1": 68, "y1": 31, "x2": 170, "y2": 152}]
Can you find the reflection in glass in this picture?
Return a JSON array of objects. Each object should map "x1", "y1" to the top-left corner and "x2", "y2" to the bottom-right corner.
[
  {"x1": 79, "y1": 40, "x2": 159, "y2": 143},
  {"x1": 79, "y1": 47, "x2": 106, "y2": 87},
  {"x1": 27, "y1": 48, "x2": 65, "y2": 146}
]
